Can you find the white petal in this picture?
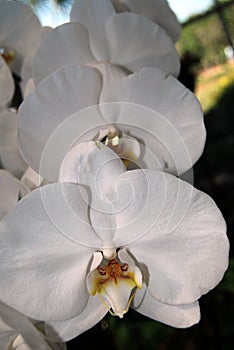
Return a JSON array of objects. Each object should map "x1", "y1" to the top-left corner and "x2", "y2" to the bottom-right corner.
[
  {"x1": 0, "y1": 1, "x2": 41, "y2": 74},
  {"x1": 60, "y1": 141, "x2": 125, "y2": 244},
  {"x1": 0, "y1": 109, "x2": 27, "y2": 178},
  {"x1": 0, "y1": 183, "x2": 100, "y2": 321},
  {"x1": 111, "y1": 169, "x2": 169, "y2": 246},
  {"x1": 116, "y1": 0, "x2": 181, "y2": 42},
  {"x1": 126, "y1": 170, "x2": 229, "y2": 305},
  {"x1": 45, "y1": 297, "x2": 107, "y2": 342},
  {"x1": 18, "y1": 64, "x2": 103, "y2": 181},
  {"x1": 32, "y1": 22, "x2": 95, "y2": 84},
  {"x1": 21, "y1": 26, "x2": 52, "y2": 91},
  {"x1": 0, "y1": 336, "x2": 10, "y2": 350},
  {"x1": 93, "y1": 63, "x2": 127, "y2": 124},
  {"x1": 106, "y1": 13, "x2": 180, "y2": 76},
  {"x1": 0, "y1": 169, "x2": 29, "y2": 220},
  {"x1": 60, "y1": 141, "x2": 125, "y2": 199},
  {"x1": 101, "y1": 67, "x2": 206, "y2": 175},
  {"x1": 0, "y1": 56, "x2": 14, "y2": 107},
  {"x1": 97, "y1": 63, "x2": 127, "y2": 114},
  {"x1": 132, "y1": 284, "x2": 200, "y2": 328},
  {"x1": 0, "y1": 301, "x2": 51, "y2": 350},
  {"x1": 21, "y1": 78, "x2": 35, "y2": 99},
  {"x1": 20, "y1": 167, "x2": 44, "y2": 191},
  {"x1": 70, "y1": 0, "x2": 115, "y2": 60}
]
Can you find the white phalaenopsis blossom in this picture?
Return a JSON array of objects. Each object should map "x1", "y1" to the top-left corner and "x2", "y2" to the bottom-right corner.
[
  {"x1": 0, "y1": 54, "x2": 14, "y2": 108},
  {"x1": 0, "y1": 109, "x2": 27, "y2": 178},
  {"x1": 109, "y1": 0, "x2": 181, "y2": 42},
  {"x1": 20, "y1": 25, "x2": 52, "y2": 99},
  {"x1": 0, "y1": 0, "x2": 41, "y2": 107},
  {"x1": 32, "y1": 0, "x2": 180, "y2": 85},
  {"x1": 0, "y1": 142, "x2": 229, "y2": 342},
  {"x1": 0, "y1": 301, "x2": 66, "y2": 350},
  {"x1": 0, "y1": 169, "x2": 28, "y2": 220},
  {"x1": 18, "y1": 63, "x2": 205, "y2": 182}
]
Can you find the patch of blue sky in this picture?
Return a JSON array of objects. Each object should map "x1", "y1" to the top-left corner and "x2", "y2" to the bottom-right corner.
[
  {"x1": 167, "y1": 0, "x2": 214, "y2": 23},
  {"x1": 36, "y1": 0, "x2": 215, "y2": 27}
]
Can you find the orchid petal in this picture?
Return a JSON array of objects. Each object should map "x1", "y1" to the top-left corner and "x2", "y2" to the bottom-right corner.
[
  {"x1": 70, "y1": 0, "x2": 115, "y2": 60},
  {"x1": 21, "y1": 78, "x2": 35, "y2": 99},
  {"x1": 60, "y1": 141, "x2": 125, "y2": 199},
  {"x1": 97, "y1": 62, "x2": 128, "y2": 118},
  {"x1": 132, "y1": 284, "x2": 200, "y2": 328},
  {"x1": 32, "y1": 22, "x2": 95, "y2": 84},
  {"x1": 96, "y1": 63, "x2": 127, "y2": 123},
  {"x1": 125, "y1": 170, "x2": 229, "y2": 305},
  {"x1": 60, "y1": 141, "x2": 125, "y2": 245},
  {"x1": 21, "y1": 167, "x2": 44, "y2": 191},
  {"x1": 18, "y1": 64, "x2": 103, "y2": 181},
  {"x1": 0, "y1": 183, "x2": 100, "y2": 321},
  {"x1": 0, "y1": 109, "x2": 27, "y2": 178},
  {"x1": 0, "y1": 170, "x2": 29, "y2": 220},
  {"x1": 111, "y1": 169, "x2": 168, "y2": 246},
  {"x1": 106, "y1": 13, "x2": 180, "y2": 76},
  {"x1": 45, "y1": 297, "x2": 107, "y2": 342},
  {"x1": 101, "y1": 67, "x2": 206, "y2": 175},
  {"x1": 0, "y1": 302, "x2": 51, "y2": 350},
  {"x1": 21, "y1": 26, "x2": 52, "y2": 91},
  {"x1": 0, "y1": 336, "x2": 10, "y2": 350},
  {"x1": 0, "y1": 56, "x2": 14, "y2": 107},
  {"x1": 116, "y1": 0, "x2": 181, "y2": 42},
  {"x1": 0, "y1": 1, "x2": 41, "y2": 74}
]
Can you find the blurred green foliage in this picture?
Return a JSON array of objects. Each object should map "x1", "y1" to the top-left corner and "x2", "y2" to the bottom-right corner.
[
  {"x1": 195, "y1": 63, "x2": 234, "y2": 112},
  {"x1": 177, "y1": 3, "x2": 234, "y2": 70}
]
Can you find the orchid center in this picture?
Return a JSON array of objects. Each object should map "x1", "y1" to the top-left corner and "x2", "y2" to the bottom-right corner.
[
  {"x1": 97, "y1": 127, "x2": 140, "y2": 169},
  {"x1": 0, "y1": 47, "x2": 14, "y2": 65},
  {"x1": 87, "y1": 251, "x2": 142, "y2": 318}
]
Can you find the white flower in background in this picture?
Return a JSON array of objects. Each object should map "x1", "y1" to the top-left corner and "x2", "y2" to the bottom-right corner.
[
  {"x1": 0, "y1": 108, "x2": 44, "y2": 189},
  {"x1": 0, "y1": 0, "x2": 42, "y2": 107},
  {"x1": 0, "y1": 142, "x2": 229, "y2": 342},
  {"x1": 0, "y1": 1, "x2": 41, "y2": 77},
  {"x1": 32, "y1": 0, "x2": 180, "y2": 85},
  {"x1": 0, "y1": 54, "x2": 14, "y2": 108},
  {"x1": 0, "y1": 169, "x2": 28, "y2": 220},
  {"x1": 18, "y1": 63, "x2": 205, "y2": 181},
  {"x1": 20, "y1": 26, "x2": 52, "y2": 99},
  {"x1": 109, "y1": 0, "x2": 181, "y2": 42},
  {"x1": 0, "y1": 109, "x2": 27, "y2": 178},
  {"x1": 0, "y1": 301, "x2": 66, "y2": 350}
]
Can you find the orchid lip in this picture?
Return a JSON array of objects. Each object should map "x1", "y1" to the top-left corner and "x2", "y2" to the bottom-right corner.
[
  {"x1": 0, "y1": 47, "x2": 14, "y2": 65},
  {"x1": 87, "y1": 252, "x2": 142, "y2": 318}
]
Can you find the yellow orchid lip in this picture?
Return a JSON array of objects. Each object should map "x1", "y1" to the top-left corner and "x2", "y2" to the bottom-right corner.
[
  {"x1": 87, "y1": 255, "x2": 142, "y2": 318},
  {"x1": 0, "y1": 47, "x2": 14, "y2": 65}
]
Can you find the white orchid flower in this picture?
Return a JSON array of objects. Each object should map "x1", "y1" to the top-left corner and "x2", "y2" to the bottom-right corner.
[
  {"x1": 0, "y1": 55, "x2": 14, "y2": 108},
  {"x1": 0, "y1": 0, "x2": 41, "y2": 78},
  {"x1": 18, "y1": 63, "x2": 205, "y2": 182},
  {"x1": 0, "y1": 301, "x2": 66, "y2": 350},
  {"x1": 0, "y1": 109, "x2": 27, "y2": 178},
  {"x1": 32, "y1": 0, "x2": 180, "y2": 85},
  {"x1": 108, "y1": 0, "x2": 181, "y2": 42},
  {"x1": 0, "y1": 109, "x2": 45, "y2": 189},
  {"x1": 0, "y1": 142, "x2": 229, "y2": 342},
  {"x1": 0, "y1": 169, "x2": 28, "y2": 220},
  {"x1": 20, "y1": 25, "x2": 52, "y2": 100}
]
